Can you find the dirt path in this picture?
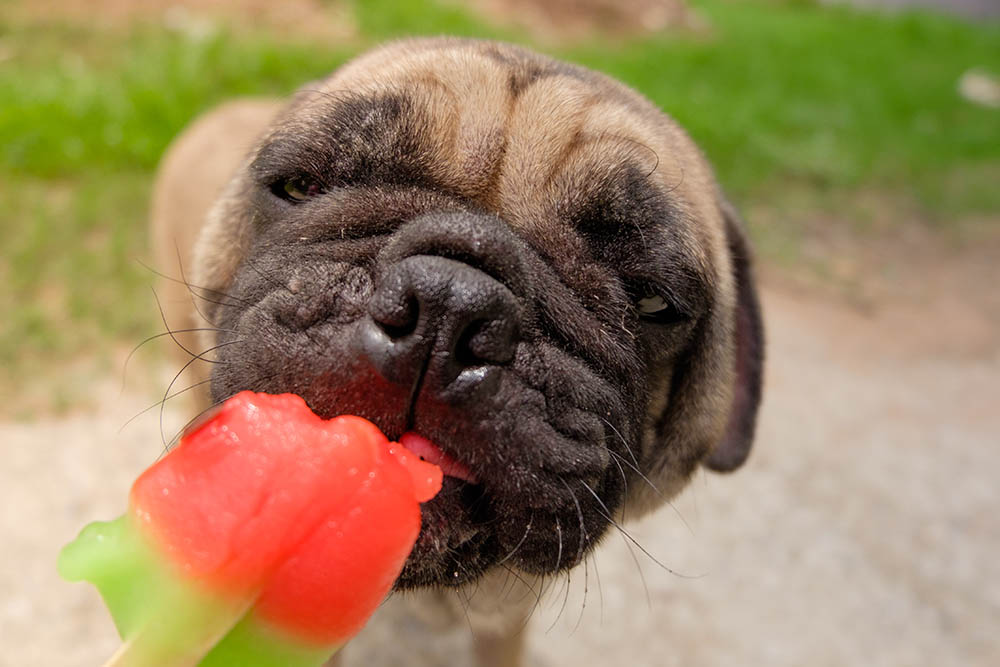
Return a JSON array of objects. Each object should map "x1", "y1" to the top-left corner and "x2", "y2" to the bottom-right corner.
[{"x1": 3, "y1": 261, "x2": 998, "y2": 666}]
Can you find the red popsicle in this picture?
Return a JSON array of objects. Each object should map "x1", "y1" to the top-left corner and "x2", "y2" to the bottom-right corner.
[{"x1": 59, "y1": 391, "x2": 442, "y2": 666}]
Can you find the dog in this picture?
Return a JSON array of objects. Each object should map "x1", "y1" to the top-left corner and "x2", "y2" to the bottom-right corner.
[{"x1": 150, "y1": 38, "x2": 763, "y2": 666}]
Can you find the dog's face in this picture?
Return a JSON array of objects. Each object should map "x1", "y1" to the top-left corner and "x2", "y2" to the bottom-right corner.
[{"x1": 191, "y1": 39, "x2": 763, "y2": 589}]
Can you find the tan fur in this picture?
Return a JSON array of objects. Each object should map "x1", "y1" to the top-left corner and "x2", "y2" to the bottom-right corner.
[
  {"x1": 151, "y1": 99, "x2": 282, "y2": 406},
  {"x1": 151, "y1": 38, "x2": 747, "y2": 665}
]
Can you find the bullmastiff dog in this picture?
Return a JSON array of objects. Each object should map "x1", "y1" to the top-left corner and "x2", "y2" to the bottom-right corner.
[{"x1": 150, "y1": 38, "x2": 763, "y2": 666}]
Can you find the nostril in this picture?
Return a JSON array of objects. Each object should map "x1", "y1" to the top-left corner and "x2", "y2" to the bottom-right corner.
[
  {"x1": 454, "y1": 320, "x2": 488, "y2": 368},
  {"x1": 379, "y1": 319, "x2": 416, "y2": 340},
  {"x1": 454, "y1": 317, "x2": 518, "y2": 368},
  {"x1": 371, "y1": 293, "x2": 419, "y2": 340}
]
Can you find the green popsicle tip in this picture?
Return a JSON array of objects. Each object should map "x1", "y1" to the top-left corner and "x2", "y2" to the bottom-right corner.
[
  {"x1": 59, "y1": 515, "x2": 341, "y2": 666},
  {"x1": 58, "y1": 515, "x2": 164, "y2": 638}
]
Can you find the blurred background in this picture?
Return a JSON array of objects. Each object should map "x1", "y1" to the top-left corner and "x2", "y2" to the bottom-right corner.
[{"x1": 1, "y1": 1, "x2": 997, "y2": 665}]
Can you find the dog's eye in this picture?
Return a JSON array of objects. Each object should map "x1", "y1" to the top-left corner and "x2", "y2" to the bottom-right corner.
[
  {"x1": 637, "y1": 294, "x2": 669, "y2": 315},
  {"x1": 635, "y1": 292, "x2": 686, "y2": 325},
  {"x1": 272, "y1": 177, "x2": 322, "y2": 202}
]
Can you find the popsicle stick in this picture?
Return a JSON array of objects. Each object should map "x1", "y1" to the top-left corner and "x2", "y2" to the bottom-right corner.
[
  {"x1": 101, "y1": 598, "x2": 253, "y2": 667},
  {"x1": 101, "y1": 633, "x2": 208, "y2": 667},
  {"x1": 101, "y1": 624, "x2": 222, "y2": 667},
  {"x1": 102, "y1": 639, "x2": 165, "y2": 667}
]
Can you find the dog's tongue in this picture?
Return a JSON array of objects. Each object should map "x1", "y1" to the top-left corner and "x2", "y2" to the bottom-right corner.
[{"x1": 398, "y1": 433, "x2": 477, "y2": 484}]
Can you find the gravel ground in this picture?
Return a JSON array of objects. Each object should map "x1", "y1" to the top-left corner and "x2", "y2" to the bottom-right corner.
[{"x1": 4, "y1": 272, "x2": 999, "y2": 666}]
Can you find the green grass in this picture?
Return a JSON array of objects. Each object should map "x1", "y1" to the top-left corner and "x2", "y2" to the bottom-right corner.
[
  {"x1": 1, "y1": 0, "x2": 998, "y2": 413},
  {"x1": 568, "y1": 3, "x2": 1000, "y2": 215}
]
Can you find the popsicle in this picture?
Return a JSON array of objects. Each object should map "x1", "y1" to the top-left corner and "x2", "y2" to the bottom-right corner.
[{"x1": 58, "y1": 391, "x2": 442, "y2": 666}]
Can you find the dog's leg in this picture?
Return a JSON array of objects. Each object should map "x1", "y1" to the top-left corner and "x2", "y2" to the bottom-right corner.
[
  {"x1": 474, "y1": 630, "x2": 525, "y2": 667},
  {"x1": 460, "y1": 569, "x2": 539, "y2": 667}
]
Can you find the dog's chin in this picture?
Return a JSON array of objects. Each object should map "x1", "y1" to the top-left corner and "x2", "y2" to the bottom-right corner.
[
  {"x1": 394, "y1": 473, "x2": 615, "y2": 590},
  {"x1": 384, "y1": 407, "x2": 624, "y2": 586},
  {"x1": 394, "y1": 476, "x2": 498, "y2": 589},
  {"x1": 385, "y1": 426, "x2": 612, "y2": 589},
  {"x1": 389, "y1": 420, "x2": 625, "y2": 588}
]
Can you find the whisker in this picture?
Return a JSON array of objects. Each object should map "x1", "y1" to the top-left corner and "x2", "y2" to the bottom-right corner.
[
  {"x1": 496, "y1": 512, "x2": 534, "y2": 566},
  {"x1": 547, "y1": 569, "x2": 573, "y2": 633},
  {"x1": 622, "y1": 525, "x2": 652, "y2": 611},
  {"x1": 579, "y1": 482, "x2": 701, "y2": 579},
  {"x1": 297, "y1": 88, "x2": 355, "y2": 105},
  {"x1": 548, "y1": 479, "x2": 589, "y2": 634},
  {"x1": 164, "y1": 397, "x2": 229, "y2": 450},
  {"x1": 554, "y1": 518, "x2": 563, "y2": 573},
  {"x1": 559, "y1": 478, "x2": 589, "y2": 566},
  {"x1": 118, "y1": 378, "x2": 212, "y2": 435},
  {"x1": 600, "y1": 416, "x2": 645, "y2": 479},
  {"x1": 163, "y1": 370, "x2": 282, "y2": 448},
  {"x1": 592, "y1": 551, "x2": 605, "y2": 625},
  {"x1": 519, "y1": 572, "x2": 548, "y2": 632},
  {"x1": 121, "y1": 327, "x2": 235, "y2": 384},
  {"x1": 665, "y1": 498, "x2": 695, "y2": 537},
  {"x1": 449, "y1": 551, "x2": 484, "y2": 603},
  {"x1": 616, "y1": 134, "x2": 661, "y2": 182},
  {"x1": 498, "y1": 564, "x2": 542, "y2": 608},
  {"x1": 158, "y1": 339, "x2": 247, "y2": 448},
  {"x1": 605, "y1": 448, "x2": 692, "y2": 536},
  {"x1": 494, "y1": 566, "x2": 514, "y2": 601},
  {"x1": 607, "y1": 451, "x2": 630, "y2": 522},
  {"x1": 451, "y1": 587, "x2": 475, "y2": 636},
  {"x1": 137, "y1": 257, "x2": 251, "y2": 309},
  {"x1": 149, "y1": 287, "x2": 207, "y2": 361},
  {"x1": 664, "y1": 159, "x2": 686, "y2": 195},
  {"x1": 607, "y1": 449, "x2": 658, "y2": 493},
  {"x1": 173, "y1": 245, "x2": 238, "y2": 328},
  {"x1": 244, "y1": 256, "x2": 285, "y2": 291},
  {"x1": 572, "y1": 555, "x2": 590, "y2": 635},
  {"x1": 442, "y1": 555, "x2": 484, "y2": 636}
]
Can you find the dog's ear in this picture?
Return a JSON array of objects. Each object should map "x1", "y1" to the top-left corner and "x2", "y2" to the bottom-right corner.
[{"x1": 703, "y1": 199, "x2": 764, "y2": 472}]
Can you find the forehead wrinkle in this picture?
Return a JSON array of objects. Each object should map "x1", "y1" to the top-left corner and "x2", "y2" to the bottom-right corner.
[
  {"x1": 572, "y1": 100, "x2": 722, "y2": 279},
  {"x1": 496, "y1": 75, "x2": 597, "y2": 231},
  {"x1": 580, "y1": 98, "x2": 679, "y2": 188},
  {"x1": 317, "y1": 47, "x2": 515, "y2": 202},
  {"x1": 509, "y1": 100, "x2": 670, "y2": 237},
  {"x1": 390, "y1": 50, "x2": 513, "y2": 201}
]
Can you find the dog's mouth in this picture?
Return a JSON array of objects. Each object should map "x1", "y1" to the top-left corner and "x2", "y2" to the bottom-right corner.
[
  {"x1": 399, "y1": 432, "x2": 478, "y2": 484},
  {"x1": 391, "y1": 429, "x2": 495, "y2": 589}
]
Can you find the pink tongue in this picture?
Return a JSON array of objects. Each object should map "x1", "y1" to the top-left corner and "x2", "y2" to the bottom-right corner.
[{"x1": 398, "y1": 433, "x2": 477, "y2": 483}]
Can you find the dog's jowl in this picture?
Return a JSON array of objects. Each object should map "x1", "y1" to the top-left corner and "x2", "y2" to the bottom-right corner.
[{"x1": 151, "y1": 38, "x2": 764, "y2": 666}]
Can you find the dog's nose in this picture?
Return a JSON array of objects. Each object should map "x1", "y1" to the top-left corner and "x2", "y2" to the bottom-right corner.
[{"x1": 357, "y1": 254, "x2": 520, "y2": 403}]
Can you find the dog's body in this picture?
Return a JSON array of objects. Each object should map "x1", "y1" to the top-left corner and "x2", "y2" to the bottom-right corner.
[{"x1": 151, "y1": 38, "x2": 763, "y2": 665}]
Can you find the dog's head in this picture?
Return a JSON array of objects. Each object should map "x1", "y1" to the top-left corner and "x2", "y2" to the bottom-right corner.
[{"x1": 191, "y1": 39, "x2": 763, "y2": 588}]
